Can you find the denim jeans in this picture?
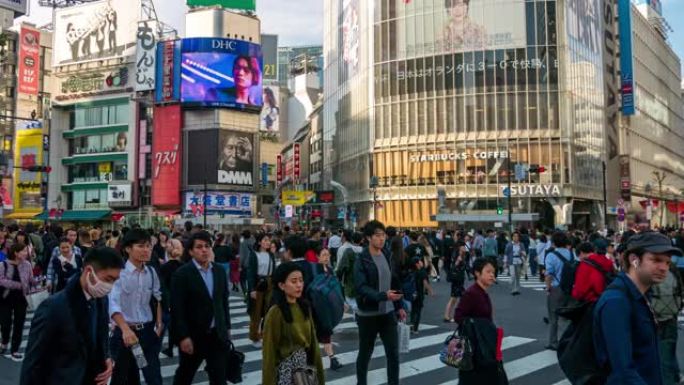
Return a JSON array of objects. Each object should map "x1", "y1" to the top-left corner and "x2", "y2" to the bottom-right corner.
[
  {"x1": 658, "y1": 318, "x2": 680, "y2": 385},
  {"x1": 110, "y1": 323, "x2": 162, "y2": 385}
]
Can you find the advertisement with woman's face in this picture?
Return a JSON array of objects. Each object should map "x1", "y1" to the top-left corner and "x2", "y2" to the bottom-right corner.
[{"x1": 180, "y1": 38, "x2": 264, "y2": 111}]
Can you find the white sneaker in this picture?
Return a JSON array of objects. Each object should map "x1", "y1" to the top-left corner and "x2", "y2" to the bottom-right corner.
[
  {"x1": 9, "y1": 353, "x2": 23, "y2": 362},
  {"x1": 252, "y1": 341, "x2": 262, "y2": 349}
]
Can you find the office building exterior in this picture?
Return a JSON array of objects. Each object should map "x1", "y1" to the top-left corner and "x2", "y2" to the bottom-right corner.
[{"x1": 322, "y1": 0, "x2": 683, "y2": 230}]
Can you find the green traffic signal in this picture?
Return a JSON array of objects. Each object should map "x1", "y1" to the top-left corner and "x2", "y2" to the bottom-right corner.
[{"x1": 497, "y1": 207, "x2": 504, "y2": 215}]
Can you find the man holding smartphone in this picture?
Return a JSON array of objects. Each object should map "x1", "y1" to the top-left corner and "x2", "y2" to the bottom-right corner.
[{"x1": 353, "y1": 220, "x2": 407, "y2": 385}]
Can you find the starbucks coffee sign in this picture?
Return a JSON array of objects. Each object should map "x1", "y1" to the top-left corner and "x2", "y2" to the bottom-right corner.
[
  {"x1": 410, "y1": 151, "x2": 509, "y2": 162},
  {"x1": 504, "y1": 184, "x2": 561, "y2": 197}
]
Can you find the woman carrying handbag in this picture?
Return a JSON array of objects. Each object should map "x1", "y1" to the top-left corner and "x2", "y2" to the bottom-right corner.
[
  {"x1": 453, "y1": 258, "x2": 508, "y2": 385},
  {"x1": 262, "y1": 262, "x2": 324, "y2": 385}
]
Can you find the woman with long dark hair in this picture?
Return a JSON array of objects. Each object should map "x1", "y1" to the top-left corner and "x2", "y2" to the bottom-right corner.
[
  {"x1": 0, "y1": 244, "x2": 43, "y2": 361},
  {"x1": 262, "y1": 262, "x2": 324, "y2": 385},
  {"x1": 247, "y1": 233, "x2": 276, "y2": 348}
]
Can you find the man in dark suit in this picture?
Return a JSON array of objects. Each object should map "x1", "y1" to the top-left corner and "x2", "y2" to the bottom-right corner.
[
  {"x1": 20, "y1": 247, "x2": 124, "y2": 385},
  {"x1": 171, "y1": 231, "x2": 232, "y2": 385}
]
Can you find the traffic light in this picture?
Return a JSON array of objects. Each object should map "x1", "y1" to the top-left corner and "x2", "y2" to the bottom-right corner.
[
  {"x1": 528, "y1": 165, "x2": 546, "y2": 173},
  {"x1": 23, "y1": 165, "x2": 52, "y2": 173},
  {"x1": 497, "y1": 206, "x2": 504, "y2": 215}
]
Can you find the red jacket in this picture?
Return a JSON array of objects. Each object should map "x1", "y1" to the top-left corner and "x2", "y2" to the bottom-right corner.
[{"x1": 572, "y1": 253, "x2": 615, "y2": 302}]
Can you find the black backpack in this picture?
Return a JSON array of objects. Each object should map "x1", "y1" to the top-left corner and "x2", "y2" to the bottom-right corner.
[
  {"x1": 551, "y1": 250, "x2": 579, "y2": 296},
  {"x1": 557, "y1": 283, "x2": 633, "y2": 385}
]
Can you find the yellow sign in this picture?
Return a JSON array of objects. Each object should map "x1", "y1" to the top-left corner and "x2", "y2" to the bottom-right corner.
[
  {"x1": 13, "y1": 129, "x2": 44, "y2": 213},
  {"x1": 281, "y1": 190, "x2": 315, "y2": 206},
  {"x1": 98, "y1": 162, "x2": 112, "y2": 173}
]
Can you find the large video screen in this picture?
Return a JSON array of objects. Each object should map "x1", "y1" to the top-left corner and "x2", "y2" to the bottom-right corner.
[{"x1": 180, "y1": 38, "x2": 263, "y2": 111}]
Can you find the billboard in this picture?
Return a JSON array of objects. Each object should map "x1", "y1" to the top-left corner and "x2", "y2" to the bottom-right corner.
[
  {"x1": 52, "y1": 0, "x2": 141, "y2": 67},
  {"x1": 135, "y1": 20, "x2": 159, "y2": 92},
  {"x1": 155, "y1": 39, "x2": 182, "y2": 103},
  {"x1": 151, "y1": 105, "x2": 182, "y2": 207},
  {"x1": 260, "y1": 86, "x2": 280, "y2": 133},
  {"x1": 218, "y1": 130, "x2": 254, "y2": 187},
  {"x1": 261, "y1": 34, "x2": 278, "y2": 81},
  {"x1": 108, "y1": 184, "x2": 132, "y2": 205},
  {"x1": 18, "y1": 26, "x2": 41, "y2": 96},
  {"x1": 180, "y1": 38, "x2": 264, "y2": 111},
  {"x1": 0, "y1": 0, "x2": 27, "y2": 16},
  {"x1": 398, "y1": 0, "x2": 527, "y2": 58},
  {"x1": 13, "y1": 128, "x2": 44, "y2": 212},
  {"x1": 187, "y1": 0, "x2": 256, "y2": 10},
  {"x1": 184, "y1": 191, "x2": 253, "y2": 216},
  {"x1": 618, "y1": 0, "x2": 635, "y2": 115}
]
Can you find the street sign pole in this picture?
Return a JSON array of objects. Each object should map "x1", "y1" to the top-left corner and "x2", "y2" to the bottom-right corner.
[{"x1": 507, "y1": 157, "x2": 513, "y2": 233}]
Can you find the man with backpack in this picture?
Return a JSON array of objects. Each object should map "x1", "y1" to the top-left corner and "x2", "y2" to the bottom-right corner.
[
  {"x1": 336, "y1": 232, "x2": 363, "y2": 314},
  {"x1": 571, "y1": 242, "x2": 615, "y2": 303},
  {"x1": 651, "y1": 257, "x2": 684, "y2": 385},
  {"x1": 543, "y1": 231, "x2": 575, "y2": 351},
  {"x1": 594, "y1": 231, "x2": 679, "y2": 385}
]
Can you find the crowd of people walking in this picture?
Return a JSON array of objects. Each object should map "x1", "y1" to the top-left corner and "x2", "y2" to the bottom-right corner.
[{"x1": 0, "y1": 219, "x2": 679, "y2": 385}]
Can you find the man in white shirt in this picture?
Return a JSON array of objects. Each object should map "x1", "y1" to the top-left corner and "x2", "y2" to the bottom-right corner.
[
  {"x1": 109, "y1": 229, "x2": 162, "y2": 385},
  {"x1": 328, "y1": 229, "x2": 343, "y2": 267}
]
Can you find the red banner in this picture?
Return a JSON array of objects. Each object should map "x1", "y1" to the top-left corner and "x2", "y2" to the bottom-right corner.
[
  {"x1": 276, "y1": 154, "x2": 283, "y2": 184},
  {"x1": 18, "y1": 27, "x2": 40, "y2": 95},
  {"x1": 151, "y1": 105, "x2": 182, "y2": 207},
  {"x1": 293, "y1": 143, "x2": 301, "y2": 182}
]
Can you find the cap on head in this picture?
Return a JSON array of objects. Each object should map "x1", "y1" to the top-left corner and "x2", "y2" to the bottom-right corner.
[{"x1": 625, "y1": 232, "x2": 681, "y2": 256}]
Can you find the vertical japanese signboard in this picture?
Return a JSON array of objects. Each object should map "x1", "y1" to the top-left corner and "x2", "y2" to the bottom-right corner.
[
  {"x1": 276, "y1": 154, "x2": 283, "y2": 184},
  {"x1": 135, "y1": 20, "x2": 158, "y2": 92},
  {"x1": 155, "y1": 40, "x2": 181, "y2": 103},
  {"x1": 618, "y1": 0, "x2": 635, "y2": 115},
  {"x1": 293, "y1": 143, "x2": 301, "y2": 183},
  {"x1": 18, "y1": 26, "x2": 40, "y2": 96},
  {"x1": 151, "y1": 105, "x2": 182, "y2": 206}
]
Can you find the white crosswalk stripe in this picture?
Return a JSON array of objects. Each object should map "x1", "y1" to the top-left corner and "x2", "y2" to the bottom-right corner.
[
  {"x1": 496, "y1": 273, "x2": 547, "y2": 291},
  {"x1": 12, "y1": 292, "x2": 571, "y2": 384}
]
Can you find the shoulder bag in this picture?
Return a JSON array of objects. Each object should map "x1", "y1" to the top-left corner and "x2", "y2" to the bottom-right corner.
[{"x1": 277, "y1": 312, "x2": 319, "y2": 385}]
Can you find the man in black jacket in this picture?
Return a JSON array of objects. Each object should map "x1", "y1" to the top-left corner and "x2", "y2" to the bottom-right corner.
[
  {"x1": 21, "y1": 247, "x2": 124, "y2": 385},
  {"x1": 171, "y1": 231, "x2": 232, "y2": 385},
  {"x1": 354, "y1": 220, "x2": 407, "y2": 385}
]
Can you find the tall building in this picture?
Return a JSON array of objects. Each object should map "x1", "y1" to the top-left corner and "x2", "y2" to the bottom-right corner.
[
  {"x1": 153, "y1": 6, "x2": 265, "y2": 229},
  {"x1": 322, "y1": 0, "x2": 684, "y2": 230},
  {"x1": 616, "y1": 0, "x2": 684, "y2": 228}
]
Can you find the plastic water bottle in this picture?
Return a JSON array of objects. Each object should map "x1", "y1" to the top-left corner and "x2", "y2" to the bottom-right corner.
[{"x1": 131, "y1": 343, "x2": 148, "y2": 368}]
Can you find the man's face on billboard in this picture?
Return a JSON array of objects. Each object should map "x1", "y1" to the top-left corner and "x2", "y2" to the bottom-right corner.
[
  {"x1": 223, "y1": 136, "x2": 238, "y2": 169},
  {"x1": 234, "y1": 58, "x2": 253, "y2": 90}
]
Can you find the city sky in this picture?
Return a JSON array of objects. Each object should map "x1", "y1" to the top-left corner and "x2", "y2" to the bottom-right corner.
[{"x1": 14, "y1": 0, "x2": 684, "y2": 70}]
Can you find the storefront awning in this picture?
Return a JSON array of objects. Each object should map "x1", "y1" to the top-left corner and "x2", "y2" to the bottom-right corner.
[
  {"x1": 34, "y1": 210, "x2": 111, "y2": 221},
  {"x1": 4, "y1": 212, "x2": 42, "y2": 220}
]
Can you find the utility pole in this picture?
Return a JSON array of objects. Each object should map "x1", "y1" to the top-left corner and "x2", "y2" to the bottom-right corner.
[
  {"x1": 203, "y1": 164, "x2": 208, "y2": 229},
  {"x1": 507, "y1": 156, "x2": 513, "y2": 233},
  {"x1": 653, "y1": 171, "x2": 666, "y2": 228},
  {"x1": 602, "y1": 161, "x2": 608, "y2": 230}
]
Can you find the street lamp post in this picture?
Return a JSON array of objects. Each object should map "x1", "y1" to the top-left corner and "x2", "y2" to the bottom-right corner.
[
  {"x1": 370, "y1": 176, "x2": 378, "y2": 221},
  {"x1": 653, "y1": 171, "x2": 666, "y2": 228}
]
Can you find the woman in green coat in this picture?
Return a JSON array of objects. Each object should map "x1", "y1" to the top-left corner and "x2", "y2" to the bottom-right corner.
[{"x1": 262, "y1": 262, "x2": 325, "y2": 385}]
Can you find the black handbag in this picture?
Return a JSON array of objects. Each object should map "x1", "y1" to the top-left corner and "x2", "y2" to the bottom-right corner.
[{"x1": 226, "y1": 341, "x2": 245, "y2": 384}]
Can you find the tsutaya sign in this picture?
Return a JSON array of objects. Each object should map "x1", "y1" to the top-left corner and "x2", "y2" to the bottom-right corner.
[
  {"x1": 410, "y1": 151, "x2": 509, "y2": 162},
  {"x1": 504, "y1": 184, "x2": 561, "y2": 197}
]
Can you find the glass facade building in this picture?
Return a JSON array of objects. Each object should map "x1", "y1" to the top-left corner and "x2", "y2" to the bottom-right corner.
[{"x1": 323, "y1": 0, "x2": 609, "y2": 229}]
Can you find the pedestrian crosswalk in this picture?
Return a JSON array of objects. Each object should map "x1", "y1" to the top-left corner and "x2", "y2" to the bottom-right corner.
[
  {"x1": 496, "y1": 273, "x2": 547, "y2": 291},
  {"x1": 11, "y1": 294, "x2": 572, "y2": 384}
]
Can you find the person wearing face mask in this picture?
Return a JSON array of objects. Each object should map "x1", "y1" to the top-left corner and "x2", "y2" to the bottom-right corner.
[
  {"x1": 20, "y1": 247, "x2": 124, "y2": 385},
  {"x1": 108, "y1": 229, "x2": 163, "y2": 385},
  {"x1": 0, "y1": 244, "x2": 44, "y2": 361}
]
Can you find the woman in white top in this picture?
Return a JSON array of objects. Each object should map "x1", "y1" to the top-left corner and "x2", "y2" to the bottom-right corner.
[{"x1": 247, "y1": 233, "x2": 275, "y2": 348}]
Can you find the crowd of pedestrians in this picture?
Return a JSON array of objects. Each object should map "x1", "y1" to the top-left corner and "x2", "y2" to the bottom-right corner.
[{"x1": 0, "y1": 219, "x2": 678, "y2": 385}]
